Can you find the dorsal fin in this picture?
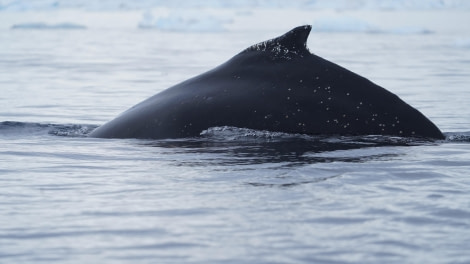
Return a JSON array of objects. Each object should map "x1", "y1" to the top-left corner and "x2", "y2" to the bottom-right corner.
[{"x1": 242, "y1": 25, "x2": 312, "y2": 60}]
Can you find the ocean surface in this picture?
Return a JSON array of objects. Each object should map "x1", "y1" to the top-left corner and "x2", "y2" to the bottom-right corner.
[{"x1": 1, "y1": 2, "x2": 470, "y2": 263}]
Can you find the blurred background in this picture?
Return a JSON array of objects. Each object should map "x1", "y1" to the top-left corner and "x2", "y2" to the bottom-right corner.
[{"x1": 1, "y1": 0, "x2": 469, "y2": 34}]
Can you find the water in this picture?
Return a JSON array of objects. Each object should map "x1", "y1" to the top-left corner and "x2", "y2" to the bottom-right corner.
[{"x1": 1, "y1": 8, "x2": 470, "y2": 264}]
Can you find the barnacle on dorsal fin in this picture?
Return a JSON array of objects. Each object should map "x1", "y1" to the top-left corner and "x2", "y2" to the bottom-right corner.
[{"x1": 242, "y1": 25, "x2": 312, "y2": 60}]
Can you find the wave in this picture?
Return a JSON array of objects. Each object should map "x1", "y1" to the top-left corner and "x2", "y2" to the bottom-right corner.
[
  {"x1": 445, "y1": 132, "x2": 470, "y2": 142},
  {"x1": 1, "y1": 122, "x2": 468, "y2": 143},
  {"x1": 0, "y1": 121, "x2": 97, "y2": 137},
  {"x1": 201, "y1": 126, "x2": 470, "y2": 144},
  {"x1": 200, "y1": 126, "x2": 457, "y2": 144}
]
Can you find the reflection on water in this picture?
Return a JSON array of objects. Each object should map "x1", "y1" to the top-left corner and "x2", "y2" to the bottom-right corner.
[
  {"x1": 139, "y1": 126, "x2": 439, "y2": 167},
  {"x1": 245, "y1": 174, "x2": 342, "y2": 188},
  {"x1": 0, "y1": 121, "x2": 445, "y2": 168}
]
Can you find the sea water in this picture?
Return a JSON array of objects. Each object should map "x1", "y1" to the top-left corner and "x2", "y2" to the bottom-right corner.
[{"x1": 1, "y1": 3, "x2": 470, "y2": 264}]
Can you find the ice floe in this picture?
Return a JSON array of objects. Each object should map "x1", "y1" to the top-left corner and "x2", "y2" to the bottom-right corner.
[
  {"x1": 138, "y1": 10, "x2": 231, "y2": 32},
  {"x1": 11, "y1": 22, "x2": 87, "y2": 29}
]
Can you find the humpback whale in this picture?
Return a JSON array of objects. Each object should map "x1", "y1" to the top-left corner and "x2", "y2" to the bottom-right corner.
[{"x1": 90, "y1": 25, "x2": 444, "y2": 140}]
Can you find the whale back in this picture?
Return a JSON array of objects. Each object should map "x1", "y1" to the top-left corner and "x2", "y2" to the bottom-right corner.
[{"x1": 89, "y1": 25, "x2": 444, "y2": 139}]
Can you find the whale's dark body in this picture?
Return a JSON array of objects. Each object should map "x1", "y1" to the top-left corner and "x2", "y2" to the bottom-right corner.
[{"x1": 90, "y1": 25, "x2": 444, "y2": 139}]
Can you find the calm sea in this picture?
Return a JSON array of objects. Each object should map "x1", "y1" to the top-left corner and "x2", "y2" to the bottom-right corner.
[{"x1": 1, "y1": 9, "x2": 470, "y2": 264}]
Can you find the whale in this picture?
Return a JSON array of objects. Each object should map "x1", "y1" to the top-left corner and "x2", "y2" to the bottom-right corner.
[{"x1": 90, "y1": 25, "x2": 444, "y2": 140}]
